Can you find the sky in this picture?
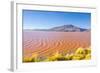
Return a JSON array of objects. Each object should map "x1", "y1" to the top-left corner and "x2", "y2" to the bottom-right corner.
[{"x1": 23, "y1": 10, "x2": 91, "y2": 29}]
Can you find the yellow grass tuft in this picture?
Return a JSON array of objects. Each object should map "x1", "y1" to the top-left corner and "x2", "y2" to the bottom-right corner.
[
  {"x1": 23, "y1": 57, "x2": 32, "y2": 62},
  {"x1": 85, "y1": 54, "x2": 91, "y2": 60},
  {"x1": 75, "y1": 47, "x2": 86, "y2": 55}
]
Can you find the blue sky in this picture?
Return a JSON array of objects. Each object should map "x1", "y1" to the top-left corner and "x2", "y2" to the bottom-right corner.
[{"x1": 23, "y1": 10, "x2": 91, "y2": 29}]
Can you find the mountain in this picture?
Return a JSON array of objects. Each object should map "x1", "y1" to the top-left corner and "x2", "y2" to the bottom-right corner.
[{"x1": 33, "y1": 24, "x2": 90, "y2": 32}]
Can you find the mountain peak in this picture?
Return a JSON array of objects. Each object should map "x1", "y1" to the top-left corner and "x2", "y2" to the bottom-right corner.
[
  {"x1": 50, "y1": 24, "x2": 89, "y2": 32},
  {"x1": 63, "y1": 24, "x2": 77, "y2": 28}
]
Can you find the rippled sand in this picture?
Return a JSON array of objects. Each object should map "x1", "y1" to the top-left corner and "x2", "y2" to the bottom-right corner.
[{"x1": 23, "y1": 31, "x2": 90, "y2": 58}]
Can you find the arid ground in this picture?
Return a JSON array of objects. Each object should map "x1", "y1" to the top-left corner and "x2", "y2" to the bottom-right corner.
[{"x1": 23, "y1": 31, "x2": 91, "y2": 62}]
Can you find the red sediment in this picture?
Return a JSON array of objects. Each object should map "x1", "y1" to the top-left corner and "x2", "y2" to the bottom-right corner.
[{"x1": 23, "y1": 31, "x2": 90, "y2": 58}]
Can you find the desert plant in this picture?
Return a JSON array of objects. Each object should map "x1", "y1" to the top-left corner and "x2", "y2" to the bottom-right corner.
[
  {"x1": 72, "y1": 54, "x2": 85, "y2": 60},
  {"x1": 85, "y1": 54, "x2": 91, "y2": 60},
  {"x1": 30, "y1": 52, "x2": 41, "y2": 62},
  {"x1": 47, "y1": 51, "x2": 60, "y2": 61},
  {"x1": 65, "y1": 54, "x2": 73, "y2": 60},
  {"x1": 85, "y1": 48, "x2": 91, "y2": 54},
  {"x1": 72, "y1": 47, "x2": 86, "y2": 60},
  {"x1": 75, "y1": 47, "x2": 86, "y2": 55},
  {"x1": 46, "y1": 51, "x2": 66, "y2": 61},
  {"x1": 23, "y1": 57, "x2": 32, "y2": 62}
]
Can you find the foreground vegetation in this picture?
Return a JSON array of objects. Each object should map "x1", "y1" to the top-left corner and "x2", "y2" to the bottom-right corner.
[{"x1": 23, "y1": 47, "x2": 91, "y2": 62}]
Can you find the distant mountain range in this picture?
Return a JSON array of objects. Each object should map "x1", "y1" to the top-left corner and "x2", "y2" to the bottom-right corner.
[{"x1": 33, "y1": 24, "x2": 90, "y2": 32}]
